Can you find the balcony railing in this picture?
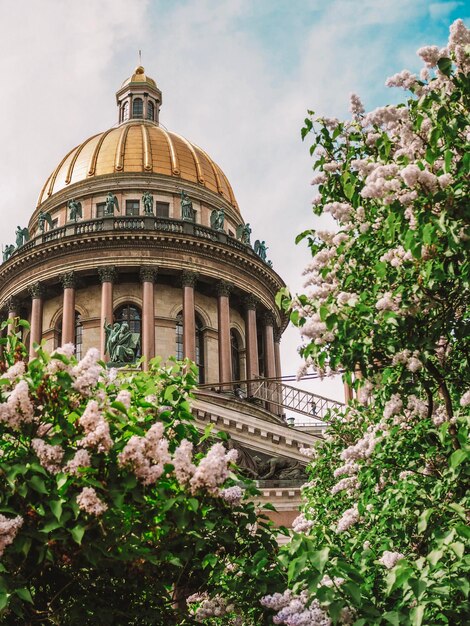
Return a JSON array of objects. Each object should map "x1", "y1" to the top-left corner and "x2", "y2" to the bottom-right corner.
[{"x1": 3, "y1": 217, "x2": 264, "y2": 265}]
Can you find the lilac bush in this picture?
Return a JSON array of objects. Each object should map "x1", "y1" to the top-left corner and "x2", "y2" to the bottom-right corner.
[{"x1": 275, "y1": 20, "x2": 469, "y2": 625}]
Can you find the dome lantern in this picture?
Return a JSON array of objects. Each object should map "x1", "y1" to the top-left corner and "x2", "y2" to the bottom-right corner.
[{"x1": 115, "y1": 66, "x2": 162, "y2": 125}]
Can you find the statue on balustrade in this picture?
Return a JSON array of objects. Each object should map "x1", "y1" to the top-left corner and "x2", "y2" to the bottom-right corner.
[
  {"x1": 104, "y1": 320, "x2": 140, "y2": 365},
  {"x1": 38, "y1": 211, "x2": 54, "y2": 233},
  {"x1": 180, "y1": 190, "x2": 195, "y2": 222},
  {"x1": 210, "y1": 208, "x2": 225, "y2": 231},
  {"x1": 142, "y1": 191, "x2": 154, "y2": 216},
  {"x1": 104, "y1": 192, "x2": 120, "y2": 216},
  {"x1": 15, "y1": 227, "x2": 29, "y2": 248},
  {"x1": 67, "y1": 198, "x2": 83, "y2": 222},
  {"x1": 2, "y1": 244, "x2": 15, "y2": 263},
  {"x1": 254, "y1": 239, "x2": 268, "y2": 262},
  {"x1": 236, "y1": 223, "x2": 252, "y2": 246}
]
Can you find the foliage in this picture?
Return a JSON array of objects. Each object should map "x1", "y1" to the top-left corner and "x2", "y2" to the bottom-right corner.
[
  {"x1": 273, "y1": 20, "x2": 470, "y2": 626},
  {"x1": 0, "y1": 327, "x2": 283, "y2": 625}
]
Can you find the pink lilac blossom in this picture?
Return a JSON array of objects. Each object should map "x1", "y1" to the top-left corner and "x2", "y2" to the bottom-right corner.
[
  {"x1": 76, "y1": 487, "x2": 108, "y2": 516},
  {"x1": 336, "y1": 504, "x2": 360, "y2": 533},
  {"x1": 330, "y1": 476, "x2": 359, "y2": 496},
  {"x1": 71, "y1": 348, "x2": 102, "y2": 395},
  {"x1": 78, "y1": 400, "x2": 113, "y2": 453},
  {"x1": 193, "y1": 595, "x2": 234, "y2": 621},
  {"x1": 380, "y1": 245, "x2": 413, "y2": 267},
  {"x1": 379, "y1": 550, "x2": 404, "y2": 569},
  {"x1": 0, "y1": 380, "x2": 35, "y2": 429},
  {"x1": 2, "y1": 361, "x2": 25, "y2": 382},
  {"x1": 384, "y1": 394, "x2": 403, "y2": 420},
  {"x1": 261, "y1": 589, "x2": 331, "y2": 626},
  {"x1": 320, "y1": 575, "x2": 345, "y2": 588},
  {"x1": 65, "y1": 449, "x2": 91, "y2": 476},
  {"x1": 376, "y1": 291, "x2": 402, "y2": 312},
  {"x1": 311, "y1": 173, "x2": 327, "y2": 185},
  {"x1": 418, "y1": 45, "x2": 442, "y2": 68},
  {"x1": 349, "y1": 93, "x2": 364, "y2": 117},
  {"x1": 189, "y1": 444, "x2": 237, "y2": 496},
  {"x1": 358, "y1": 380, "x2": 374, "y2": 405},
  {"x1": 31, "y1": 438, "x2": 64, "y2": 474},
  {"x1": 115, "y1": 389, "x2": 131, "y2": 409},
  {"x1": 172, "y1": 439, "x2": 196, "y2": 485},
  {"x1": 323, "y1": 202, "x2": 353, "y2": 223},
  {"x1": 385, "y1": 70, "x2": 418, "y2": 91},
  {"x1": 460, "y1": 390, "x2": 470, "y2": 407},
  {"x1": 0, "y1": 514, "x2": 24, "y2": 557},
  {"x1": 119, "y1": 422, "x2": 170, "y2": 485},
  {"x1": 219, "y1": 485, "x2": 244, "y2": 505},
  {"x1": 292, "y1": 513, "x2": 314, "y2": 533}
]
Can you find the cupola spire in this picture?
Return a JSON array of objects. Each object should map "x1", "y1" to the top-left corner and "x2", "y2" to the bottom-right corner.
[{"x1": 115, "y1": 66, "x2": 162, "y2": 125}]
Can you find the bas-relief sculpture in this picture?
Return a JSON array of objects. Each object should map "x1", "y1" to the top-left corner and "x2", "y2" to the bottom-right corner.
[
  {"x1": 226, "y1": 440, "x2": 306, "y2": 481},
  {"x1": 67, "y1": 199, "x2": 82, "y2": 222},
  {"x1": 104, "y1": 321, "x2": 140, "y2": 365}
]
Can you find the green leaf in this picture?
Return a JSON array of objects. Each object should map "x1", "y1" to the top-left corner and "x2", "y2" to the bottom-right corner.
[
  {"x1": 449, "y1": 541, "x2": 464, "y2": 558},
  {"x1": 0, "y1": 590, "x2": 8, "y2": 611},
  {"x1": 307, "y1": 547, "x2": 329, "y2": 574},
  {"x1": 418, "y1": 508, "x2": 433, "y2": 533},
  {"x1": 49, "y1": 500, "x2": 63, "y2": 522},
  {"x1": 437, "y1": 57, "x2": 452, "y2": 76},
  {"x1": 427, "y1": 549, "x2": 444, "y2": 566},
  {"x1": 450, "y1": 449, "x2": 467, "y2": 468},
  {"x1": 383, "y1": 611, "x2": 400, "y2": 625},
  {"x1": 71, "y1": 525, "x2": 86, "y2": 545},
  {"x1": 28, "y1": 475, "x2": 48, "y2": 494},
  {"x1": 16, "y1": 588, "x2": 33, "y2": 603},
  {"x1": 410, "y1": 604, "x2": 425, "y2": 626},
  {"x1": 343, "y1": 581, "x2": 362, "y2": 604}
]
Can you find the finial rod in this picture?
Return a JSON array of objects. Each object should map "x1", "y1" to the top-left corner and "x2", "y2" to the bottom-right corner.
[{"x1": 139, "y1": 49, "x2": 142, "y2": 65}]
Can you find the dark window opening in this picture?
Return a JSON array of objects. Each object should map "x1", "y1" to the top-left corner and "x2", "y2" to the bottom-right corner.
[
  {"x1": 257, "y1": 324, "x2": 265, "y2": 378},
  {"x1": 156, "y1": 202, "x2": 169, "y2": 218},
  {"x1": 126, "y1": 200, "x2": 140, "y2": 216},
  {"x1": 176, "y1": 313, "x2": 183, "y2": 361},
  {"x1": 147, "y1": 101, "x2": 155, "y2": 121},
  {"x1": 122, "y1": 101, "x2": 129, "y2": 122},
  {"x1": 133, "y1": 98, "x2": 143, "y2": 119},
  {"x1": 96, "y1": 203, "x2": 105, "y2": 218},
  {"x1": 231, "y1": 330, "x2": 240, "y2": 382}
]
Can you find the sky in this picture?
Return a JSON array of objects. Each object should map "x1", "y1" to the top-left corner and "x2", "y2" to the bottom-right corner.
[{"x1": 0, "y1": 0, "x2": 466, "y2": 403}]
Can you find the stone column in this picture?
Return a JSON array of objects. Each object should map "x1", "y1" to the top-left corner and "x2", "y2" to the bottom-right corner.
[
  {"x1": 244, "y1": 295, "x2": 259, "y2": 392},
  {"x1": 217, "y1": 281, "x2": 232, "y2": 386},
  {"x1": 344, "y1": 379, "x2": 354, "y2": 403},
  {"x1": 274, "y1": 329, "x2": 284, "y2": 417},
  {"x1": 6, "y1": 296, "x2": 19, "y2": 335},
  {"x1": 140, "y1": 267, "x2": 157, "y2": 369},
  {"x1": 98, "y1": 267, "x2": 116, "y2": 360},
  {"x1": 61, "y1": 272, "x2": 76, "y2": 346},
  {"x1": 182, "y1": 271, "x2": 198, "y2": 362},
  {"x1": 263, "y1": 312, "x2": 277, "y2": 413},
  {"x1": 29, "y1": 282, "x2": 44, "y2": 358}
]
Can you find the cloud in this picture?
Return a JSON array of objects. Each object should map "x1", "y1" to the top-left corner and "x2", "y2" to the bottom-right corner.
[{"x1": 429, "y1": 2, "x2": 463, "y2": 21}]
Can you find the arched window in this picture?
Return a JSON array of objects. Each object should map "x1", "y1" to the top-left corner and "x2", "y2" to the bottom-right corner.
[
  {"x1": 175, "y1": 312, "x2": 205, "y2": 383},
  {"x1": 122, "y1": 101, "x2": 129, "y2": 122},
  {"x1": 114, "y1": 304, "x2": 142, "y2": 358},
  {"x1": 55, "y1": 318, "x2": 62, "y2": 350},
  {"x1": 147, "y1": 101, "x2": 154, "y2": 121},
  {"x1": 75, "y1": 313, "x2": 83, "y2": 360},
  {"x1": 231, "y1": 329, "x2": 241, "y2": 381},
  {"x1": 132, "y1": 98, "x2": 143, "y2": 119},
  {"x1": 257, "y1": 324, "x2": 265, "y2": 378}
]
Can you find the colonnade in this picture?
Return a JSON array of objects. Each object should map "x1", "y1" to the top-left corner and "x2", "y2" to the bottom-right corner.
[{"x1": 7, "y1": 266, "x2": 281, "y2": 385}]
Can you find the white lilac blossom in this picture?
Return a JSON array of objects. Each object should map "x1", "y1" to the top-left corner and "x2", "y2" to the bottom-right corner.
[
  {"x1": 65, "y1": 449, "x2": 91, "y2": 476},
  {"x1": 0, "y1": 380, "x2": 35, "y2": 429},
  {"x1": 76, "y1": 487, "x2": 108, "y2": 516},
  {"x1": 172, "y1": 439, "x2": 196, "y2": 485},
  {"x1": 115, "y1": 389, "x2": 131, "y2": 409},
  {"x1": 78, "y1": 400, "x2": 113, "y2": 453},
  {"x1": 349, "y1": 93, "x2": 364, "y2": 117},
  {"x1": 460, "y1": 390, "x2": 470, "y2": 407},
  {"x1": 31, "y1": 438, "x2": 64, "y2": 474},
  {"x1": 379, "y1": 550, "x2": 405, "y2": 569},
  {"x1": 2, "y1": 361, "x2": 25, "y2": 382},
  {"x1": 0, "y1": 514, "x2": 24, "y2": 557},
  {"x1": 292, "y1": 513, "x2": 314, "y2": 533},
  {"x1": 336, "y1": 504, "x2": 360, "y2": 533},
  {"x1": 191, "y1": 595, "x2": 234, "y2": 621},
  {"x1": 330, "y1": 476, "x2": 359, "y2": 496},
  {"x1": 189, "y1": 444, "x2": 237, "y2": 496}
]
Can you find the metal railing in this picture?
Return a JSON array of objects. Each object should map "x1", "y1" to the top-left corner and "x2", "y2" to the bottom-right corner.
[{"x1": 199, "y1": 377, "x2": 344, "y2": 422}]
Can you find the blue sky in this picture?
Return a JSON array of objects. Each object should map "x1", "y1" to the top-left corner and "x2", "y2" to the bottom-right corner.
[{"x1": 0, "y1": 1, "x2": 467, "y2": 399}]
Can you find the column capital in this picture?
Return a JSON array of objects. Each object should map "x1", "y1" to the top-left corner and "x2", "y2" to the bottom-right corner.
[
  {"x1": 60, "y1": 271, "x2": 76, "y2": 289},
  {"x1": 140, "y1": 266, "x2": 158, "y2": 283},
  {"x1": 28, "y1": 282, "x2": 44, "y2": 299},
  {"x1": 263, "y1": 311, "x2": 276, "y2": 327},
  {"x1": 243, "y1": 294, "x2": 258, "y2": 311},
  {"x1": 216, "y1": 280, "x2": 233, "y2": 297},
  {"x1": 6, "y1": 296, "x2": 19, "y2": 312},
  {"x1": 98, "y1": 266, "x2": 117, "y2": 284},
  {"x1": 274, "y1": 328, "x2": 283, "y2": 343},
  {"x1": 181, "y1": 271, "x2": 198, "y2": 288}
]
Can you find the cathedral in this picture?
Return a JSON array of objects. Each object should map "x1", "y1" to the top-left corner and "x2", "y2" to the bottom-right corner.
[{"x1": 0, "y1": 66, "x2": 337, "y2": 528}]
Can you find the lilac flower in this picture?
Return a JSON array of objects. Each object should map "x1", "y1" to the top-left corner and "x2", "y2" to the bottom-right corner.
[
  {"x1": 0, "y1": 514, "x2": 23, "y2": 557},
  {"x1": 292, "y1": 513, "x2": 314, "y2": 534},
  {"x1": 336, "y1": 504, "x2": 360, "y2": 533},
  {"x1": 31, "y1": 438, "x2": 64, "y2": 474},
  {"x1": 65, "y1": 449, "x2": 91, "y2": 476},
  {"x1": 78, "y1": 400, "x2": 113, "y2": 453},
  {"x1": 379, "y1": 550, "x2": 404, "y2": 569},
  {"x1": 76, "y1": 487, "x2": 108, "y2": 516}
]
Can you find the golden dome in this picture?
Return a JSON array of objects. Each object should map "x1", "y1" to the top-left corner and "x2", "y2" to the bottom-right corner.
[
  {"x1": 37, "y1": 121, "x2": 238, "y2": 210},
  {"x1": 120, "y1": 65, "x2": 157, "y2": 89}
]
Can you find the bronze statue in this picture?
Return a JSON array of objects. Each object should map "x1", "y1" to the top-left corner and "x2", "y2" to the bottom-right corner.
[
  {"x1": 2, "y1": 244, "x2": 15, "y2": 263},
  {"x1": 142, "y1": 191, "x2": 154, "y2": 215},
  {"x1": 210, "y1": 208, "x2": 225, "y2": 231},
  {"x1": 254, "y1": 240, "x2": 268, "y2": 262},
  {"x1": 38, "y1": 211, "x2": 53, "y2": 233},
  {"x1": 104, "y1": 321, "x2": 140, "y2": 364},
  {"x1": 67, "y1": 198, "x2": 82, "y2": 222},
  {"x1": 15, "y1": 226, "x2": 29, "y2": 248},
  {"x1": 104, "y1": 192, "x2": 119, "y2": 216},
  {"x1": 180, "y1": 190, "x2": 195, "y2": 222},
  {"x1": 236, "y1": 223, "x2": 252, "y2": 246},
  {"x1": 258, "y1": 456, "x2": 306, "y2": 480}
]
